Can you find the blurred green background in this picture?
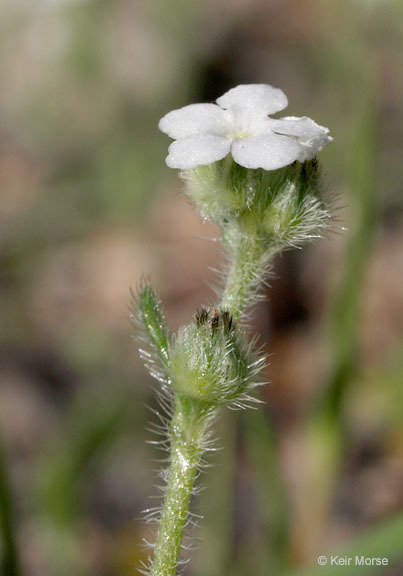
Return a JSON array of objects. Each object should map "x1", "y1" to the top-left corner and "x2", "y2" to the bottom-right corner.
[{"x1": 1, "y1": 1, "x2": 403, "y2": 575}]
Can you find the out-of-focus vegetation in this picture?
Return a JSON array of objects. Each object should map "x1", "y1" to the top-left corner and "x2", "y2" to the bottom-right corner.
[{"x1": 0, "y1": 1, "x2": 403, "y2": 575}]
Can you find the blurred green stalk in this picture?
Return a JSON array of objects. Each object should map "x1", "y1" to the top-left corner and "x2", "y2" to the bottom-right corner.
[
  {"x1": 0, "y1": 430, "x2": 20, "y2": 576},
  {"x1": 319, "y1": 92, "x2": 378, "y2": 421},
  {"x1": 243, "y1": 409, "x2": 290, "y2": 576},
  {"x1": 34, "y1": 386, "x2": 133, "y2": 576},
  {"x1": 297, "y1": 78, "x2": 378, "y2": 559},
  {"x1": 196, "y1": 411, "x2": 237, "y2": 576}
]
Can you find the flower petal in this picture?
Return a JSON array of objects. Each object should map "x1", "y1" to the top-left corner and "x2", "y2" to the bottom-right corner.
[
  {"x1": 268, "y1": 116, "x2": 333, "y2": 160},
  {"x1": 165, "y1": 135, "x2": 231, "y2": 169},
  {"x1": 231, "y1": 133, "x2": 301, "y2": 170},
  {"x1": 159, "y1": 103, "x2": 231, "y2": 139},
  {"x1": 216, "y1": 84, "x2": 288, "y2": 116}
]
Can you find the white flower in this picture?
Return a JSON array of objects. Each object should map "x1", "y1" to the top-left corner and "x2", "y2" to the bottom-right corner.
[{"x1": 159, "y1": 84, "x2": 333, "y2": 171}]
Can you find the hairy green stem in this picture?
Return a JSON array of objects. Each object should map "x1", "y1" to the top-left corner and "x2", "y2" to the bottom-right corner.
[
  {"x1": 150, "y1": 402, "x2": 207, "y2": 576},
  {"x1": 150, "y1": 241, "x2": 272, "y2": 575},
  {"x1": 148, "y1": 232, "x2": 269, "y2": 575},
  {"x1": 149, "y1": 206, "x2": 277, "y2": 575},
  {"x1": 220, "y1": 236, "x2": 269, "y2": 317}
]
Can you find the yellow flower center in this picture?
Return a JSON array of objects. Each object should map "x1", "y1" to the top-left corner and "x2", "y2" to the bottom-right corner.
[{"x1": 227, "y1": 131, "x2": 249, "y2": 140}]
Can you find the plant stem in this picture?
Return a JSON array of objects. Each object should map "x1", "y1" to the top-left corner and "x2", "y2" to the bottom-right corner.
[
  {"x1": 150, "y1": 217, "x2": 273, "y2": 575},
  {"x1": 150, "y1": 401, "x2": 207, "y2": 576},
  {"x1": 220, "y1": 235, "x2": 268, "y2": 317}
]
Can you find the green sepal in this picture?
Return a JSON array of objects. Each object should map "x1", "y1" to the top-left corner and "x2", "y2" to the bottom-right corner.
[
  {"x1": 183, "y1": 159, "x2": 329, "y2": 252},
  {"x1": 170, "y1": 308, "x2": 262, "y2": 405},
  {"x1": 131, "y1": 283, "x2": 170, "y2": 379}
]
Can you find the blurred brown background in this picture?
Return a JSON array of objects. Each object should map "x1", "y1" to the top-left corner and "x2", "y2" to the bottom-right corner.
[{"x1": 1, "y1": 1, "x2": 403, "y2": 575}]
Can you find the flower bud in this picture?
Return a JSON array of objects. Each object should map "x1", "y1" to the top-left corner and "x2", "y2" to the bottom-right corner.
[
  {"x1": 170, "y1": 308, "x2": 260, "y2": 404},
  {"x1": 262, "y1": 159, "x2": 330, "y2": 247}
]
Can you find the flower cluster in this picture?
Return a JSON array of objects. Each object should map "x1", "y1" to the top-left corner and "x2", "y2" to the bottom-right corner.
[{"x1": 159, "y1": 84, "x2": 333, "y2": 171}]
